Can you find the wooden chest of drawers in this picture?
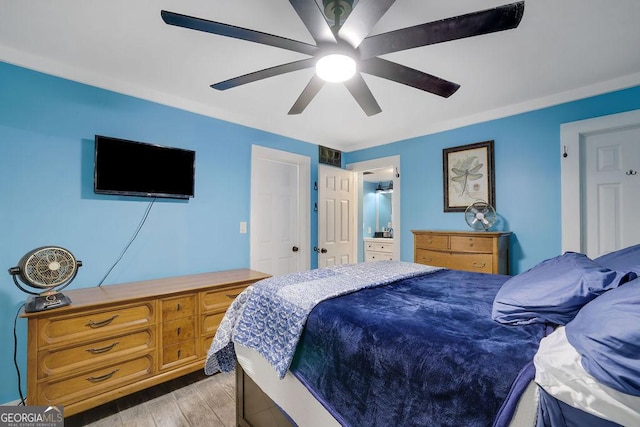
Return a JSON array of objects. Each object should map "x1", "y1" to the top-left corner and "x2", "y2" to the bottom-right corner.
[
  {"x1": 412, "y1": 230, "x2": 511, "y2": 275},
  {"x1": 22, "y1": 269, "x2": 269, "y2": 416}
]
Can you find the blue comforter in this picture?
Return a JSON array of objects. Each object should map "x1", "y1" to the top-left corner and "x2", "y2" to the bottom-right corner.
[{"x1": 289, "y1": 269, "x2": 546, "y2": 427}]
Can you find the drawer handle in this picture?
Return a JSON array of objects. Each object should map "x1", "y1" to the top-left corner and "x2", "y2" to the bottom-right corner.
[
  {"x1": 177, "y1": 303, "x2": 181, "y2": 311},
  {"x1": 87, "y1": 369, "x2": 119, "y2": 383},
  {"x1": 177, "y1": 349, "x2": 182, "y2": 358},
  {"x1": 86, "y1": 342, "x2": 119, "y2": 354},
  {"x1": 472, "y1": 261, "x2": 487, "y2": 269},
  {"x1": 427, "y1": 238, "x2": 433, "y2": 243},
  {"x1": 226, "y1": 293, "x2": 240, "y2": 299},
  {"x1": 422, "y1": 257, "x2": 433, "y2": 262},
  {"x1": 177, "y1": 327, "x2": 181, "y2": 336},
  {"x1": 86, "y1": 315, "x2": 119, "y2": 329}
]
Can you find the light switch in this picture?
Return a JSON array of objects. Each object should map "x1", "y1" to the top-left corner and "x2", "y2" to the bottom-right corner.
[{"x1": 240, "y1": 221, "x2": 247, "y2": 234}]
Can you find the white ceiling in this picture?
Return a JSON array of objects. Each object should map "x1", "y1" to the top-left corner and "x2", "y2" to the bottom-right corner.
[{"x1": 1, "y1": 0, "x2": 639, "y2": 152}]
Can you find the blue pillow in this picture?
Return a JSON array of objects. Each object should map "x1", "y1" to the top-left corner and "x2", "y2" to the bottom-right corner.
[
  {"x1": 565, "y1": 277, "x2": 640, "y2": 397},
  {"x1": 492, "y1": 252, "x2": 636, "y2": 326},
  {"x1": 594, "y1": 243, "x2": 640, "y2": 275}
]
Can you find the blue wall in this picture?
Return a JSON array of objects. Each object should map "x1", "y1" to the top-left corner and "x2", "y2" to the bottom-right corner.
[
  {"x1": 0, "y1": 61, "x2": 320, "y2": 404},
  {"x1": 2, "y1": 59, "x2": 640, "y2": 405},
  {"x1": 345, "y1": 85, "x2": 640, "y2": 275}
]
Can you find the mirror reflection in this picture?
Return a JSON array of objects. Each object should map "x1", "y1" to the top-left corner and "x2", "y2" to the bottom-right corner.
[{"x1": 363, "y1": 172, "x2": 394, "y2": 238}]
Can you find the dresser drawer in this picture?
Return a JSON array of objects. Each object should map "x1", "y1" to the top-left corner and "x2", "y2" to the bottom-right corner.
[
  {"x1": 446, "y1": 253, "x2": 494, "y2": 273},
  {"x1": 162, "y1": 340, "x2": 197, "y2": 367},
  {"x1": 365, "y1": 252, "x2": 393, "y2": 261},
  {"x1": 38, "y1": 329, "x2": 154, "y2": 379},
  {"x1": 373, "y1": 242, "x2": 392, "y2": 253},
  {"x1": 162, "y1": 317, "x2": 195, "y2": 346},
  {"x1": 161, "y1": 295, "x2": 195, "y2": 321},
  {"x1": 38, "y1": 303, "x2": 155, "y2": 347},
  {"x1": 416, "y1": 249, "x2": 493, "y2": 273},
  {"x1": 415, "y1": 234, "x2": 449, "y2": 250},
  {"x1": 38, "y1": 354, "x2": 154, "y2": 407},
  {"x1": 201, "y1": 335, "x2": 214, "y2": 354},
  {"x1": 201, "y1": 286, "x2": 245, "y2": 313},
  {"x1": 415, "y1": 249, "x2": 452, "y2": 267},
  {"x1": 450, "y1": 236, "x2": 493, "y2": 252},
  {"x1": 202, "y1": 312, "x2": 225, "y2": 336}
]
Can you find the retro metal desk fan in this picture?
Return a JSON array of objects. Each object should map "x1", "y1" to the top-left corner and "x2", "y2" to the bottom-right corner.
[
  {"x1": 465, "y1": 201, "x2": 497, "y2": 231},
  {"x1": 9, "y1": 246, "x2": 82, "y2": 312}
]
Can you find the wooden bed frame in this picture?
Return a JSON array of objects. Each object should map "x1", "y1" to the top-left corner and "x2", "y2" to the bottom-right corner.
[{"x1": 236, "y1": 365, "x2": 293, "y2": 427}]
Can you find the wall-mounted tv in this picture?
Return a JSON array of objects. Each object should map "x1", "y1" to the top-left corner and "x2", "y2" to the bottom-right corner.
[{"x1": 94, "y1": 135, "x2": 195, "y2": 199}]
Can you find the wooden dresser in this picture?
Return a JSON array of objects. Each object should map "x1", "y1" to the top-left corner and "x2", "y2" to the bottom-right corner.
[
  {"x1": 412, "y1": 230, "x2": 511, "y2": 275},
  {"x1": 21, "y1": 269, "x2": 269, "y2": 416}
]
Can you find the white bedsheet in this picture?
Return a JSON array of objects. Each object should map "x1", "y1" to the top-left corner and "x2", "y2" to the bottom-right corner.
[{"x1": 534, "y1": 326, "x2": 640, "y2": 426}]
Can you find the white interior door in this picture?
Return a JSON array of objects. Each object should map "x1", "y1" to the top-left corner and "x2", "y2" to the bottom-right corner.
[
  {"x1": 317, "y1": 165, "x2": 356, "y2": 267},
  {"x1": 561, "y1": 109, "x2": 640, "y2": 254},
  {"x1": 584, "y1": 127, "x2": 640, "y2": 257},
  {"x1": 251, "y1": 146, "x2": 310, "y2": 276}
]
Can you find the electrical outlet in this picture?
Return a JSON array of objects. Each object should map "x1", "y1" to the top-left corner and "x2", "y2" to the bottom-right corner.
[{"x1": 240, "y1": 221, "x2": 247, "y2": 234}]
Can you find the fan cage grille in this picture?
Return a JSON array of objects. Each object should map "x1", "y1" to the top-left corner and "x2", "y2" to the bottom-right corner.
[
  {"x1": 19, "y1": 247, "x2": 77, "y2": 288},
  {"x1": 465, "y1": 202, "x2": 497, "y2": 230}
]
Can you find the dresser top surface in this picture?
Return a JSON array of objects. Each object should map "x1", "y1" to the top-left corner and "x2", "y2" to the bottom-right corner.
[
  {"x1": 411, "y1": 230, "x2": 511, "y2": 237},
  {"x1": 21, "y1": 269, "x2": 270, "y2": 318}
]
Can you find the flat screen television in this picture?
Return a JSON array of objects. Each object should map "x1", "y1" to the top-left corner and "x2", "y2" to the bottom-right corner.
[{"x1": 94, "y1": 135, "x2": 195, "y2": 199}]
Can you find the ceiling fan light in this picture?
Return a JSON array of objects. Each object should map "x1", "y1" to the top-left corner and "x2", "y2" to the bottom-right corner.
[{"x1": 316, "y1": 54, "x2": 356, "y2": 82}]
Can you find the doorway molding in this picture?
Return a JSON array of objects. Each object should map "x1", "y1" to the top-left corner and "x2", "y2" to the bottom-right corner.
[
  {"x1": 347, "y1": 156, "x2": 401, "y2": 262},
  {"x1": 561, "y1": 109, "x2": 640, "y2": 253}
]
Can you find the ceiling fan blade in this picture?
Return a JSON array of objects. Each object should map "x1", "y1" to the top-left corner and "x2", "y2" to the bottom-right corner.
[
  {"x1": 359, "y1": 57, "x2": 459, "y2": 98},
  {"x1": 358, "y1": 1, "x2": 525, "y2": 58},
  {"x1": 338, "y1": 0, "x2": 396, "y2": 48},
  {"x1": 343, "y1": 73, "x2": 382, "y2": 116},
  {"x1": 288, "y1": 0, "x2": 336, "y2": 44},
  {"x1": 288, "y1": 75, "x2": 326, "y2": 115},
  {"x1": 161, "y1": 10, "x2": 318, "y2": 56},
  {"x1": 212, "y1": 58, "x2": 316, "y2": 90}
]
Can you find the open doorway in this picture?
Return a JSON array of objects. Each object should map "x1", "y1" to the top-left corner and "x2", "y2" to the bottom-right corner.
[{"x1": 347, "y1": 156, "x2": 401, "y2": 262}]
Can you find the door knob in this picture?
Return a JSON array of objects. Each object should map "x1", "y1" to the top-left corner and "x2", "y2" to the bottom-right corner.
[
  {"x1": 313, "y1": 246, "x2": 327, "y2": 253},
  {"x1": 292, "y1": 246, "x2": 299, "y2": 252},
  {"x1": 320, "y1": 248, "x2": 327, "y2": 254}
]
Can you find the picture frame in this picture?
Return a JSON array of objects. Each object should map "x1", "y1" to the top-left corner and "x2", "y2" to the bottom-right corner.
[{"x1": 443, "y1": 140, "x2": 495, "y2": 212}]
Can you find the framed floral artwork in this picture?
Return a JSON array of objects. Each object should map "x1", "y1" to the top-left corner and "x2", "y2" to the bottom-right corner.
[{"x1": 443, "y1": 140, "x2": 495, "y2": 212}]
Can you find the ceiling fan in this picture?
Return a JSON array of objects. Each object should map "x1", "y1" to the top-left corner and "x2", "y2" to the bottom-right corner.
[{"x1": 161, "y1": 1, "x2": 524, "y2": 116}]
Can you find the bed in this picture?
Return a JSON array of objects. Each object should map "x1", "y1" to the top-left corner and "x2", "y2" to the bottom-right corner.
[{"x1": 205, "y1": 244, "x2": 640, "y2": 427}]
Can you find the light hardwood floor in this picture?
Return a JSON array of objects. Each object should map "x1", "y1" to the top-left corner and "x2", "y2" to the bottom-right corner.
[{"x1": 65, "y1": 370, "x2": 236, "y2": 427}]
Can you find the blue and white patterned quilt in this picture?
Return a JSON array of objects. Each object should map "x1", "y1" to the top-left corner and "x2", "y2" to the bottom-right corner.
[{"x1": 204, "y1": 261, "x2": 441, "y2": 378}]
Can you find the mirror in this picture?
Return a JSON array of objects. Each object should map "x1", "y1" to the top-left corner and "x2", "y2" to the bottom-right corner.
[{"x1": 363, "y1": 169, "x2": 394, "y2": 238}]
